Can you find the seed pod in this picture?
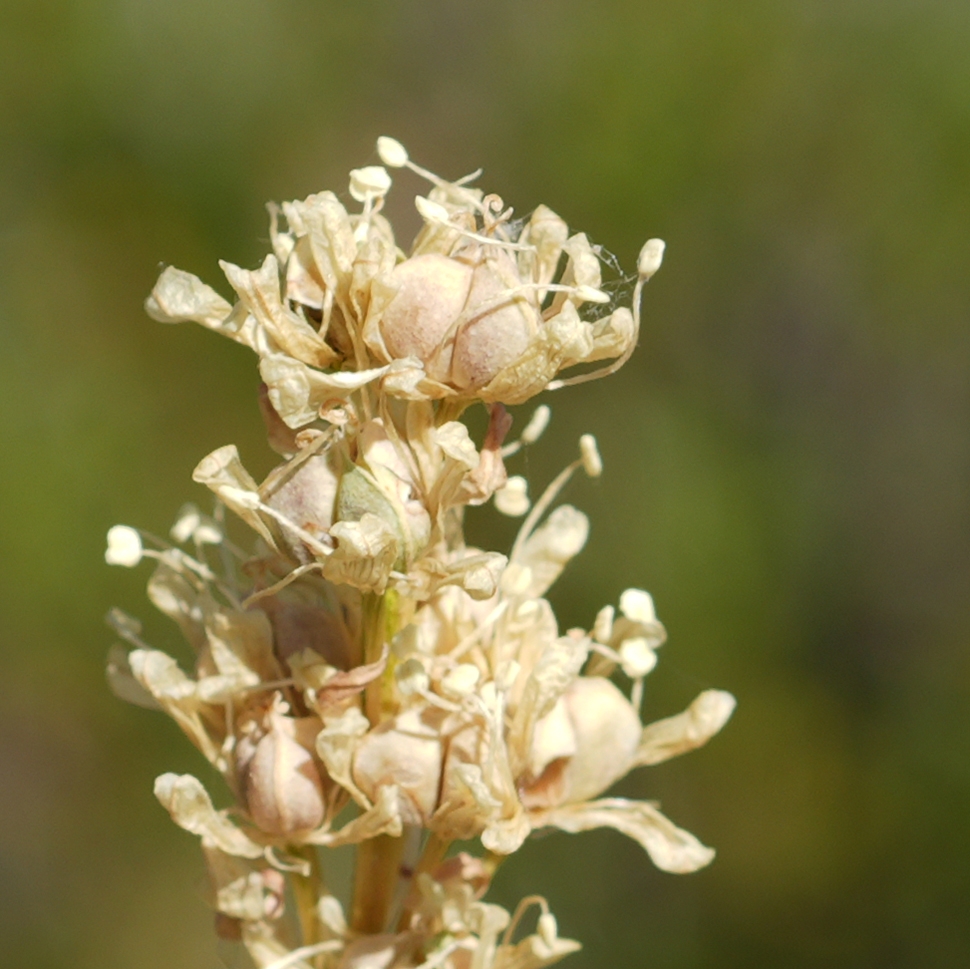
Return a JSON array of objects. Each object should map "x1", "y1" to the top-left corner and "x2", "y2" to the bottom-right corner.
[
  {"x1": 451, "y1": 252, "x2": 537, "y2": 390},
  {"x1": 244, "y1": 720, "x2": 326, "y2": 837},
  {"x1": 264, "y1": 453, "x2": 340, "y2": 564},
  {"x1": 379, "y1": 253, "x2": 472, "y2": 368}
]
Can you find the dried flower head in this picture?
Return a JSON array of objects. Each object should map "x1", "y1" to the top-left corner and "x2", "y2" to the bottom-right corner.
[{"x1": 108, "y1": 138, "x2": 730, "y2": 969}]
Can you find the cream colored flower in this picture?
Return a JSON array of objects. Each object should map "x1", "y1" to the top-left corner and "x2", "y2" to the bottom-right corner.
[
  {"x1": 110, "y1": 138, "x2": 730, "y2": 969},
  {"x1": 146, "y1": 139, "x2": 663, "y2": 432}
]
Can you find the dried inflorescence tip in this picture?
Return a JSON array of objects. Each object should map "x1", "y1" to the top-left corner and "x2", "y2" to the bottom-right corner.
[
  {"x1": 107, "y1": 137, "x2": 732, "y2": 969},
  {"x1": 146, "y1": 137, "x2": 659, "y2": 419}
]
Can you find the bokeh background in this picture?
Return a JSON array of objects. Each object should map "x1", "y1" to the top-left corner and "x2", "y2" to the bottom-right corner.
[{"x1": 2, "y1": 1, "x2": 969, "y2": 967}]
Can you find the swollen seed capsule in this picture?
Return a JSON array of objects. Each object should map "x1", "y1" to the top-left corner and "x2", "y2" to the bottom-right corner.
[
  {"x1": 245, "y1": 724, "x2": 326, "y2": 837},
  {"x1": 380, "y1": 254, "x2": 473, "y2": 368},
  {"x1": 450, "y1": 255, "x2": 537, "y2": 390}
]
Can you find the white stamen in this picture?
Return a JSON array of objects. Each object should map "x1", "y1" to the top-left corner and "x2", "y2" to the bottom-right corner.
[
  {"x1": 547, "y1": 237, "x2": 664, "y2": 394},
  {"x1": 221, "y1": 487, "x2": 335, "y2": 560},
  {"x1": 193, "y1": 522, "x2": 223, "y2": 544},
  {"x1": 439, "y1": 663, "x2": 481, "y2": 698},
  {"x1": 414, "y1": 195, "x2": 451, "y2": 224},
  {"x1": 376, "y1": 136, "x2": 408, "y2": 168},
  {"x1": 396, "y1": 658, "x2": 430, "y2": 696},
  {"x1": 170, "y1": 504, "x2": 201, "y2": 543},
  {"x1": 579, "y1": 434, "x2": 603, "y2": 478},
  {"x1": 503, "y1": 896, "x2": 549, "y2": 947},
  {"x1": 505, "y1": 282, "x2": 609, "y2": 303},
  {"x1": 593, "y1": 604, "x2": 615, "y2": 643},
  {"x1": 349, "y1": 166, "x2": 391, "y2": 203},
  {"x1": 495, "y1": 476, "x2": 530, "y2": 517},
  {"x1": 449, "y1": 600, "x2": 509, "y2": 660},
  {"x1": 415, "y1": 196, "x2": 534, "y2": 252},
  {"x1": 538, "y1": 912, "x2": 559, "y2": 947},
  {"x1": 575, "y1": 285, "x2": 611, "y2": 303},
  {"x1": 509, "y1": 458, "x2": 582, "y2": 565},
  {"x1": 521, "y1": 405, "x2": 551, "y2": 444},
  {"x1": 638, "y1": 238, "x2": 666, "y2": 280},
  {"x1": 620, "y1": 588, "x2": 657, "y2": 623},
  {"x1": 619, "y1": 637, "x2": 658, "y2": 678},
  {"x1": 105, "y1": 525, "x2": 143, "y2": 567}
]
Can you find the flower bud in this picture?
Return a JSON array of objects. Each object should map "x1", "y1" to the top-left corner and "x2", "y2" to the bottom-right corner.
[{"x1": 244, "y1": 719, "x2": 326, "y2": 837}]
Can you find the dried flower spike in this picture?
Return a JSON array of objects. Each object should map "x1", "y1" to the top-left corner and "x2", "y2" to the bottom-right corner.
[{"x1": 108, "y1": 138, "x2": 733, "y2": 969}]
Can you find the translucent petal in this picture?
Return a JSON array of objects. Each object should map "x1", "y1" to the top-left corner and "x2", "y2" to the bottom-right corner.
[
  {"x1": 154, "y1": 773, "x2": 264, "y2": 858},
  {"x1": 540, "y1": 797, "x2": 715, "y2": 874},
  {"x1": 635, "y1": 689, "x2": 737, "y2": 767}
]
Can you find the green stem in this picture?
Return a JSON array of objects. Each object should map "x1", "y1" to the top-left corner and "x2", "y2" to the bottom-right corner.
[
  {"x1": 290, "y1": 846, "x2": 325, "y2": 966},
  {"x1": 361, "y1": 592, "x2": 387, "y2": 725},
  {"x1": 350, "y1": 834, "x2": 406, "y2": 934},
  {"x1": 396, "y1": 834, "x2": 451, "y2": 931}
]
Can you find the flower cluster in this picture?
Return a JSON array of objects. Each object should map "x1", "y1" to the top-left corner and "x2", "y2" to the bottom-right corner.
[{"x1": 107, "y1": 139, "x2": 733, "y2": 969}]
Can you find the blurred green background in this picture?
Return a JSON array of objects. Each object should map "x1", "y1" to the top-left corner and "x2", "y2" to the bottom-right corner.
[{"x1": 2, "y1": 1, "x2": 968, "y2": 967}]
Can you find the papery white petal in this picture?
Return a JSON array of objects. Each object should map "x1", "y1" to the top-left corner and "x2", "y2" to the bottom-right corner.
[
  {"x1": 106, "y1": 644, "x2": 159, "y2": 710},
  {"x1": 539, "y1": 797, "x2": 715, "y2": 874},
  {"x1": 515, "y1": 505, "x2": 589, "y2": 598},
  {"x1": 154, "y1": 773, "x2": 264, "y2": 858},
  {"x1": 306, "y1": 784, "x2": 403, "y2": 846},
  {"x1": 635, "y1": 690, "x2": 736, "y2": 767},
  {"x1": 260, "y1": 353, "x2": 391, "y2": 429},
  {"x1": 145, "y1": 267, "x2": 232, "y2": 330},
  {"x1": 316, "y1": 707, "x2": 372, "y2": 808},
  {"x1": 493, "y1": 931, "x2": 581, "y2": 969},
  {"x1": 193, "y1": 445, "x2": 277, "y2": 547}
]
